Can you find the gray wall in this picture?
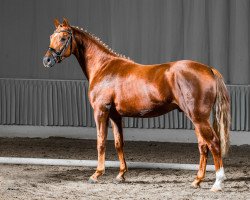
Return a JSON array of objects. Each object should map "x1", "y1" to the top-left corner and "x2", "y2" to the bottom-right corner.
[
  {"x1": 0, "y1": 0, "x2": 250, "y2": 84},
  {"x1": 0, "y1": 0, "x2": 249, "y2": 131}
]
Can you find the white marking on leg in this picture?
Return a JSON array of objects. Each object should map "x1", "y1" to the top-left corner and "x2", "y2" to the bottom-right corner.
[{"x1": 211, "y1": 167, "x2": 225, "y2": 191}]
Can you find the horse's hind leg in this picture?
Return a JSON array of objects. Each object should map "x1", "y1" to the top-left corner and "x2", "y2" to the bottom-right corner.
[
  {"x1": 110, "y1": 116, "x2": 127, "y2": 182},
  {"x1": 194, "y1": 120, "x2": 226, "y2": 191},
  {"x1": 192, "y1": 128, "x2": 208, "y2": 188}
]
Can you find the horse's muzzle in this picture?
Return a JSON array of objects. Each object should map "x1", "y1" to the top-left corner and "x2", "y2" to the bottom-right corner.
[{"x1": 43, "y1": 56, "x2": 56, "y2": 68}]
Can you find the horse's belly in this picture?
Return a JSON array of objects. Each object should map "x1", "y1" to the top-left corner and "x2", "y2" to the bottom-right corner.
[
  {"x1": 115, "y1": 100, "x2": 177, "y2": 118},
  {"x1": 113, "y1": 75, "x2": 175, "y2": 117}
]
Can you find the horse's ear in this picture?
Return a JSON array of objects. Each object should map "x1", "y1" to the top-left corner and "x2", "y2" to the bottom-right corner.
[
  {"x1": 54, "y1": 18, "x2": 60, "y2": 28},
  {"x1": 62, "y1": 18, "x2": 70, "y2": 27}
]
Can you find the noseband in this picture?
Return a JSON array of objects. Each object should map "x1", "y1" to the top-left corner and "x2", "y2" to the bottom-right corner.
[{"x1": 48, "y1": 30, "x2": 73, "y2": 63}]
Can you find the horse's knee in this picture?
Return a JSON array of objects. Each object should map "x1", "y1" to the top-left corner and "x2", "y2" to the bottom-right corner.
[
  {"x1": 208, "y1": 139, "x2": 221, "y2": 156},
  {"x1": 115, "y1": 141, "x2": 124, "y2": 151},
  {"x1": 115, "y1": 141, "x2": 120, "y2": 149},
  {"x1": 198, "y1": 143, "x2": 208, "y2": 155},
  {"x1": 97, "y1": 142, "x2": 106, "y2": 153}
]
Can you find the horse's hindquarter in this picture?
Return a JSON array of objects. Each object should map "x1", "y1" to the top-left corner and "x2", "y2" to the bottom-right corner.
[{"x1": 170, "y1": 60, "x2": 217, "y2": 120}]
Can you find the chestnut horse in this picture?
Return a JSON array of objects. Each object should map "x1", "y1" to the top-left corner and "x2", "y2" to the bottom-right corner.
[{"x1": 43, "y1": 18, "x2": 230, "y2": 191}]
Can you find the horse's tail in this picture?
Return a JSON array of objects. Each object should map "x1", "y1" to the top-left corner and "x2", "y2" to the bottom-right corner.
[{"x1": 211, "y1": 67, "x2": 230, "y2": 157}]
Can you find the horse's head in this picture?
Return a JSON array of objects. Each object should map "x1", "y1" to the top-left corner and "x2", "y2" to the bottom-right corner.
[{"x1": 43, "y1": 18, "x2": 73, "y2": 68}]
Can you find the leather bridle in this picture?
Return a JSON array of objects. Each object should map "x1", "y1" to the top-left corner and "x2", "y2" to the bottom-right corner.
[{"x1": 48, "y1": 30, "x2": 73, "y2": 63}]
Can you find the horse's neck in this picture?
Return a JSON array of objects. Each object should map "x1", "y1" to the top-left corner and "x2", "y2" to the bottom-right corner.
[{"x1": 73, "y1": 31, "x2": 116, "y2": 82}]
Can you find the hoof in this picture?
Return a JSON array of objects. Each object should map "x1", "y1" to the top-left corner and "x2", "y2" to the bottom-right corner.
[
  {"x1": 88, "y1": 177, "x2": 98, "y2": 184},
  {"x1": 115, "y1": 176, "x2": 125, "y2": 183},
  {"x1": 210, "y1": 186, "x2": 222, "y2": 192},
  {"x1": 191, "y1": 180, "x2": 200, "y2": 189}
]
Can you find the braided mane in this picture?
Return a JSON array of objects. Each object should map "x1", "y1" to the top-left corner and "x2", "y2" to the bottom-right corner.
[{"x1": 72, "y1": 26, "x2": 132, "y2": 61}]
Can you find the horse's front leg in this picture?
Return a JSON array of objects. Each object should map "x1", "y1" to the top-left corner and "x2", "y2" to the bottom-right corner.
[
  {"x1": 88, "y1": 107, "x2": 109, "y2": 183},
  {"x1": 110, "y1": 116, "x2": 128, "y2": 182}
]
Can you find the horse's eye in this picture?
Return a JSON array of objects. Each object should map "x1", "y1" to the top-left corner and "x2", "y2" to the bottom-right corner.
[{"x1": 60, "y1": 38, "x2": 66, "y2": 42}]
